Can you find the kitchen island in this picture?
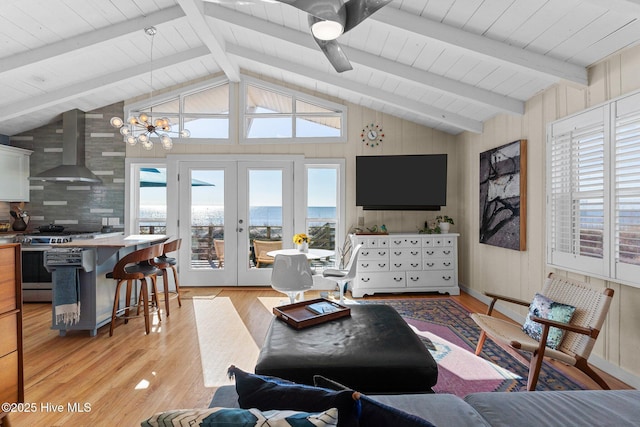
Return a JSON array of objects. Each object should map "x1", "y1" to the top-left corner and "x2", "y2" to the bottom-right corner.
[{"x1": 50, "y1": 234, "x2": 168, "y2": 336}]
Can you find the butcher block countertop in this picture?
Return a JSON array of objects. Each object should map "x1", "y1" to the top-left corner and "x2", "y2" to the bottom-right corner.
[{"x1": 57, "y1": 233, "x2": 167, "y2": 248}]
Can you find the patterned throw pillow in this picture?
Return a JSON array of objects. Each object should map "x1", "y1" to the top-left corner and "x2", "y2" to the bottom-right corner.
[
  {"x1": 522, "y1": 293, "x2": 576, "y2": 349},
  {"x1": 141, "y1": 406, "x2": 338, "y2": 427}
]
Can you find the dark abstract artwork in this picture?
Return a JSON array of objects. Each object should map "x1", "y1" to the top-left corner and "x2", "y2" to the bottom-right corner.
[{"x1": 479, "y1": 140, "x2": 527, "y2": 251}]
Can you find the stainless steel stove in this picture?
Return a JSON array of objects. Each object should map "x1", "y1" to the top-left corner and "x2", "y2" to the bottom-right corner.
[
  {"x1": 19, "y1": 231, "x2": 101, "y2": 302},
  {"x1": 18, "y1": 230, "x2": 101, "y2": 246}
]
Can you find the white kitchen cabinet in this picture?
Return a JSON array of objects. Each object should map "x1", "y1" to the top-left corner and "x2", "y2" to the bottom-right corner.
[
  {"x1": 350, "y1": 233, "x2": 460, "y2": 298},
  {"x1": 0, "y1": 145, "x2": 32, "y2": 202}
]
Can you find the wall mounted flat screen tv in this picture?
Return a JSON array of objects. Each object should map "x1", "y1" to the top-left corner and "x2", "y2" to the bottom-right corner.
[{"x1": 356, "y1": 154, "x2": 447, "y2": 210}]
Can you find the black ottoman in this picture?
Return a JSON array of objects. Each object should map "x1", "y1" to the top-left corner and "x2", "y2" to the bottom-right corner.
[{"x1": 255, "y1": 304, "x2": 438, "y2": 394}]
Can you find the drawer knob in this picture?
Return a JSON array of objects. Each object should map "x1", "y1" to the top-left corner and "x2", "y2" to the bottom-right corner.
[
  {"x1": 393, "y1": 277, "x2": 403, "y2": 282},
  {"x1": 443, "y1": 276, "x2": 451, "y2": 280}
]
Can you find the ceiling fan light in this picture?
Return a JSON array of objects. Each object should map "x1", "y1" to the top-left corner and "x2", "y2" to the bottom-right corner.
[{"x1": 311, "y1": 20, "x2": 343, "y2": 40}]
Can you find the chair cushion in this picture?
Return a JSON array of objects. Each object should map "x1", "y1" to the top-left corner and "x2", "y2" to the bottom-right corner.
[{"x1": 522, "y1": 293, "x2": 576, "y2": 349}]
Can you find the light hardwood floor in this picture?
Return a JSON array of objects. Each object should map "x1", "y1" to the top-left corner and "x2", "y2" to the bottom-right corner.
[{"x1": 6, "y1": 289, "x2": 632, "y2": 427}]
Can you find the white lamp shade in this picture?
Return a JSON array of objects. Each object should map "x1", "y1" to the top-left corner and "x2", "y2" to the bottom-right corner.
[{"x1": 110, "y1": 117, "x2": 124, "y2": 128}]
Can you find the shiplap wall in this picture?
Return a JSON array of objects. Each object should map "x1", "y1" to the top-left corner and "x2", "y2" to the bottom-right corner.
[{"x1": 457, "y1": 43, "x2": 640, "y2": 387}]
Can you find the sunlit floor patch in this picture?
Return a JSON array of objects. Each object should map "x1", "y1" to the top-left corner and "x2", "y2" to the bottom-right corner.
[{"x1": 193, "y1": 297, "x2": 260, "y2": 387}]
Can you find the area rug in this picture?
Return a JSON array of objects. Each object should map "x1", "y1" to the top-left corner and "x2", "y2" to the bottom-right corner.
[{"x1": 362, "y1": 298, "x2": 587, "y2": 397}]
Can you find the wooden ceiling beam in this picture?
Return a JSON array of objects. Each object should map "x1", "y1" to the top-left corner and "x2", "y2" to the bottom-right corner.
[
  {"x1": 176, "y1": 0, "x2": 241, "y2": 82},
  {"x1": 205, "y1": 3, "x2": 524, "y2": 115},
  {"x1": 371, "y1": 6, "x2": 588, "y2": 86},
  {"x1": 0, "y1": 5, "x2": 185, "y2": 75},
  {"x1": 0, "y1": 47, "x2": 210, "y2": 122},
  {"x1": 227, "y1": 44, "x2": 483, "y2": 133}
]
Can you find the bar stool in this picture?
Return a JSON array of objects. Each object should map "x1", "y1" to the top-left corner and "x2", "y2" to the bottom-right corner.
[
  {"x1": 107, "y1": 243, "x2": 164, "y2": 336},
  {"x1": 151, "y1": 238, "x2": 182, "y2": 316}
]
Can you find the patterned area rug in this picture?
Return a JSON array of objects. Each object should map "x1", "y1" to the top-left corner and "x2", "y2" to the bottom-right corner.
[{"x1": 362, "y1": 298, "x2": 586, "y2": 397}]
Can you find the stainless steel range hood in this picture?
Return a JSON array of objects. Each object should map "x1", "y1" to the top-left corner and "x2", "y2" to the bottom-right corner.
[{"x1": 30, "y1": 109, "x2": 102, "y2": 183}]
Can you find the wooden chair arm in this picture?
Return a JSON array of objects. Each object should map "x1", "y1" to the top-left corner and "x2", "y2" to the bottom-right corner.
[
  {"x1": 530, "y1": 315, "x2": 598, "y2": 338},
  {"x1": 483, "y1": 291, "x2": 530, "y2": 316},
  {"x1": 484, "y1": 292, "x2": 530, "y2": 307}
]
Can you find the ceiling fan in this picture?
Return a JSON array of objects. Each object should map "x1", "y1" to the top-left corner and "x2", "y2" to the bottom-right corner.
[{"x1": 206, "y1": 0, "x2": 393, "y2": 72}]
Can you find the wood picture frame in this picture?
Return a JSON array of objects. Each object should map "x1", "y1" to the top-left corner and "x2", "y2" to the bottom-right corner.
[{"x1": 479, "y1": 139, "x2": 527, "y2": 251}]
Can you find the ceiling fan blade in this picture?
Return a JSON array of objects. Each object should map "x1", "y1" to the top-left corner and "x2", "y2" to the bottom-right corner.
[
  {"x1": 277, "y1": 0, "x2": 345, "y2": 22},
  {"x1": 343, "y1": 0, "x2": 393, "y2": 33},
  {"x1": 314, "y1": 38, "x2": 353, "y2": 72}
]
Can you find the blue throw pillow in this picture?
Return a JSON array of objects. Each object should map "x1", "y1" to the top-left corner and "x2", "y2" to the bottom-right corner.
[
  {"x1": 522, "y1": 293, "x2": 576, "y2": 349},
  {"x1": 313, "y1": 375, "x2": 436, "y2": 427},
  {"x1": 228, "y1": 366, "x2": 360, "y2": 427},
  {"x1": 358, "y1": 396, "x2": 436, "y2": 427}
]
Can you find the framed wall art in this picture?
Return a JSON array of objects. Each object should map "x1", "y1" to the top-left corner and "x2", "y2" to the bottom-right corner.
[{"x1": 479, "y1": 139, "x2": 527, "y2": 251}]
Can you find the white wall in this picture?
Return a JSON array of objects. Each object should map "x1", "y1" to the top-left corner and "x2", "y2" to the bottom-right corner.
[{"x1": 457, "y1": 44, "x2": 640, "y2": 387}]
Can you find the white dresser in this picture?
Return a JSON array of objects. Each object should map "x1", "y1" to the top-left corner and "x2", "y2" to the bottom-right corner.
[{"x1": 350, "y1": 233, "x2": 460, "y2": 298}]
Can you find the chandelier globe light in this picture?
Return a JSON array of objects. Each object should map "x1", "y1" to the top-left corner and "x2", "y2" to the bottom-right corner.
[{"x1": 109, "y1": 26, "x2": 190, "y2": 150}]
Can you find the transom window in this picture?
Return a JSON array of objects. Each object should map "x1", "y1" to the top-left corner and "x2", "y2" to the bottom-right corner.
[
  {"x1": 124, "y1": 77, "x2": 232, "y2": 142},
  {"x1": 122, "y1": 75, "x2": 346, "y2": 144},
  {"x1": 241, "y1": 77, "x2": 346, "y2": 143}
]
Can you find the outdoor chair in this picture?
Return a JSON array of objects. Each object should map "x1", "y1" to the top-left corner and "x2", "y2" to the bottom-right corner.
[
  {"x1": 213, "y1": 239, "x2": 224, "y2": 268},
  {"x1": 254, "y1": 240, "x2": 282, "y2": 268},
  {"x1": 470, "y1": 272, "x2": 614, "y2": 391}
]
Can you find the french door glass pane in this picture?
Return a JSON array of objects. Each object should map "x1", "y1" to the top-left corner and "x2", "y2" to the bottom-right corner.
[
  {"x1": 190, "y1": 170, "x2": 224, "y2": 270},
  {"x1": 138, "y1": 167, "x2": 167, "y2": 234},
  {"x1": 307, "y1": 167, "x2": 337, "y2": 268},
  {"x1": 249, "y1": 169, "x2": 283, "y2": 268}
]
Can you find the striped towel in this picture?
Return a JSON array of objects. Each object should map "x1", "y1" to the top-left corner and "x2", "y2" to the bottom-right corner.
[{"x1": 53, "y1": 266, "x2": 81, "y2": 326}]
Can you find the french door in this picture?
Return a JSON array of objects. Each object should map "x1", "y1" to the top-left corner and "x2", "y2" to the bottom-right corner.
[{"x1": 177, "y1": 160, "x2": 294, "y2": 286}]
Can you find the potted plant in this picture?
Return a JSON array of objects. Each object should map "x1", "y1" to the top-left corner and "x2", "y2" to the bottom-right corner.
[{"x1": 435, "y1": 215, "x2": 454, "y2": 233}]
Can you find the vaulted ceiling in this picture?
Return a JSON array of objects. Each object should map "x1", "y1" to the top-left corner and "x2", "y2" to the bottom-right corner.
[{"x1": 2, "y1": 0, "x2": 640, "y2": 137}]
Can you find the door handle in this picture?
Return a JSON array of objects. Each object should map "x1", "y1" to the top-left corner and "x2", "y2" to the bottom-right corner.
[{"x1": 237, "y1": 227, "x2": 244, "y2": 232}]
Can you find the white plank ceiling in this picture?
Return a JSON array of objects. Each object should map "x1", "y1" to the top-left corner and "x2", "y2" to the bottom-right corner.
[{"x1": 1, "y1": 0, "x2": 640, "y2": 136}]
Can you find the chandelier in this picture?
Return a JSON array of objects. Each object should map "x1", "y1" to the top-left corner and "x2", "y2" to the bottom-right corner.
[{"x1": 110, "y1": 26, "x2": 190, "y2": 150}]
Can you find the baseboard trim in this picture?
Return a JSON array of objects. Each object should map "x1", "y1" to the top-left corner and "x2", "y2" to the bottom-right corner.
[{"x1": 459, "y1": 283, "x2": 640, "y2": 389}]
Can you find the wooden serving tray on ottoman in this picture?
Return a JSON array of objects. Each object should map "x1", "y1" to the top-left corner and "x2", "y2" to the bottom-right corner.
[{"x1": 273, "y1": 298, "x2": 350, "y2": 329}]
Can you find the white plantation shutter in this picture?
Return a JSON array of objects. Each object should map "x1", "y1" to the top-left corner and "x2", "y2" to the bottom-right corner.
[
  {"x1": 614, "y1": 94, "x2": 640, "y2": 282},
  {"x1": 548, "y1": 107, "x2": 607, "y2": 277}
]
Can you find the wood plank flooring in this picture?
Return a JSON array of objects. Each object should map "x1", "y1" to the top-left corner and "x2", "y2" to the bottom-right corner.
[{"x1": 6, "y1": 289, "x2": 632, "y2": 427}]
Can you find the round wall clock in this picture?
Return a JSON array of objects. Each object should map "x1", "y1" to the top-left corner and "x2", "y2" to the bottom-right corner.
[{"x1": 361, "y1": 123, "x2": 384, "y2": 147}]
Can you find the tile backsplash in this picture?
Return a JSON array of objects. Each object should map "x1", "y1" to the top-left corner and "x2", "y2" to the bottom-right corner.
[{"x1": 9, "y1": 103, "x2": 125, "y2": 232}]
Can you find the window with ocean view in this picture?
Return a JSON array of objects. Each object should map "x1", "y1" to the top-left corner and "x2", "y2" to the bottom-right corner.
[
  {"x1": 306, "y1": 165, "x2": 339, "y2": 267},
  {"x1": 548, "y1": 90, "x2": 640, "y2": 288}
]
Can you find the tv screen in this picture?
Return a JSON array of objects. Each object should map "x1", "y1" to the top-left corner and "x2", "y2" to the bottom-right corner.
[{"x1": 356, "y1": 154, "x2": 447, "y2": 210}]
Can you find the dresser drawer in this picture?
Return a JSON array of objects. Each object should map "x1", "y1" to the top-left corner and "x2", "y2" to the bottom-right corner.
[
  {"x1": 390, "y1": 260, "x2": 422, "y2": 271},
  {"x1": 0, "y1": 315, "x2": 17, "y2": 358},
  {"x1": 389, "y1": 237, "x2": 421, "y2": 248},
  {"x1": 359, "y1": 248, "x2": 388, "y2": 260},
  {"x1": 422, "y1": 259, "x2": 455, "y2": 270},
  {"x1": 357, "y1": 260, "x2": 389, "y2": 272},
  {"x1": 356, "y1": 272, "x2": 405, "y2": 288},
  {"x1": 406, "y1": 271, "x2": 456, "y2": 288},
  {"x1": 423, "y1": 248, "x2": 454, "y2": 259},
  {"x1": 0, "y1": 351, "x2": 19, "y2": 404},
  {"x1": 390, "y1": 248, "x2": 422, "y2": 259}
]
